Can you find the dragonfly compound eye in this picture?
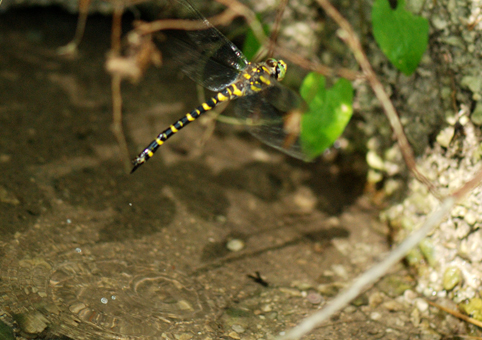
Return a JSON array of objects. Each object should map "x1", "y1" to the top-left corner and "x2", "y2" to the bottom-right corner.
[{"x1": 276, "y1": 60, "x2": 287, "y2": 81}]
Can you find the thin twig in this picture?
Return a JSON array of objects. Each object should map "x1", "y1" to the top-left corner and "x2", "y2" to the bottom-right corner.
[
  {"x1": 134, "y1": 0, "x2": 361, "y2": 81},
  {"x1": 451, "y1": 165, "x2": 482, "y2": 200},
  {"x1": 278, "y1": 159, "x2": 482, "y2": 339},
  {"x1": 134, "y1": 8, "x2": 240, "y2": 33},
  {"x1": 426, "y1": 300, "x2": 482, "y2": 329},
  {"x1": 278, "y1": 196, "x2": 455, "y2": 340},
  {"x1": 275, "y1": 45, "x2": 362, "y2": 81},
  {"x1": 110, "y1": 5, "x2": 131, "y2": 172},
  {"x1": 268, "y1": 0, "x2": 289, "y2": 56}
]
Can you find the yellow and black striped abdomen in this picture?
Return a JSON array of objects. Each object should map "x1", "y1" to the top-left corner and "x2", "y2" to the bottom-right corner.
[
  {"x1": 130, "y1": 59, "x2": 286, "y2": 173},
  {"x1": 130, "y1": 83, "x2": 245, "y2": 173}
]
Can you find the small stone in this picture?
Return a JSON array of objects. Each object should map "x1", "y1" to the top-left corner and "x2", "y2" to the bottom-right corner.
[
  {"x1": 370, "y1": 312, "x2": 382, "y2": 321},
  {"x1": 419, "y1": 239, "x2": 436, "y2": 267},
  {"x1": 431, "y1": 15, "x2": 447, "y2": 30},
  {"x1": 331, "y1": 265, "x2": 348, "y2": 279},
  {"x1": 177, "y1": 333, "x2": 192, "y2": 340},
  {"x1": 465, "y1": 211, "x2": 477, "y2": 226},
  {"x1": 436, "y1": 126, "x2": 455, "y2": 148},
  {"x1": 451, "y1": 205, "x2": 467, "y2": 218},
  {"x1": 317, "y1": 283, "x2": 340, "y2": 297},
  {"x1": 0, "y1": 185, "x2": 20, "y2": 205},
  {"x1": 0, "y1": 154, "x2": 11, "y2": 163},
  {"x1": 367, "y1": 169, "x2": 383, "y2": 184},
  {"x1": 306, "y1": 291, "x2": 323, "y2": 305},
  {"x1": 459, "y1": 298, "x2": 482, "y2": 321},
  {"x1": 410, "y1": 308, "x2": 421, "y2": 326},
  {"x1": 279, "y1": 287, "x2": 302, "y2": 297},
  {"x1": 415, "y1": 298, "x2": 429, "y2": 313},
  {"x1": 226, "y1": 239, "x2": 245, "y2": 252},
  {"x1": 261, "y1": 304, "x2": 272, "y2": 312},
  {"x1": 461, "y1": 75, "x2": 482, "y2": 93},
  {"x1": 227, "y1": 331, "x2": 240, "y2": 339},
  {"x1": 343, "y1": 305, "x2": 356, "y2": 313},
  {"x1": 384, "y1": 179, "x2": 402, "y2": 196},
  {"x1": 292, "y1": 281, "x2": 313, "y2": 291},
  {"x1": 292, "y1": 186, "x2": 317, "y2": 212},
  {"x1": 377, "y1": 274, "x2": 413, "y2": 298},
  {"x1": 177, "y1": 299, "x2": 193, "y2": 311},
  {"x1": 368, "y1": 292, "x2": 384, "y2": 308},
  {"x1": 69, "y1": 302, "x2": 86, "y2": 314},
  {"x1": 366, "y1": 151, "x2": 385, "y2": 171},
  {"x1": 443, "y1": 266, "x2": 462, "y2": 291},
  {"x1": 382, "y1": 300, "x2": 404, "y2": 312},
  {"x1": 384, "y1": 161, "x2": 400, "y2": 176},
  {"x1": 231, "y1": 324, "x2": 245, "y2": 333},
  {"x1": 403, "y1": 290, "x2": 417, "y2": 304},
  {"x1": 471, "y1": 101, "x2": 482, "y2": 125},
  {"x1": 351, "y1": 294, "x2": 369, "y2": 307},
  {"x1": 455, "y1": 222, "x2": 471, "y2": 239}
]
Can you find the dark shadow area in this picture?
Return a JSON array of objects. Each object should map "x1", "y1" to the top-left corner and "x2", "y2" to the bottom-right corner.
[
  {"x1": 298, "y1": 153, "x2": 367, "y2": 215},
  {"x1": 217, "y1": 162, "x2": 295, "y2": 202}
]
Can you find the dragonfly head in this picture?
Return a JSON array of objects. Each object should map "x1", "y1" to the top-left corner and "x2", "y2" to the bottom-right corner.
[{"x1": 266, "y1": 58, "x2": 287, "y2": 81}]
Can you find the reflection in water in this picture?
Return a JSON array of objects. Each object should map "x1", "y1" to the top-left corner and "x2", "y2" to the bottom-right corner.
[{"x1": 0, "y1": 240, "x2": 212, "y2": 340}]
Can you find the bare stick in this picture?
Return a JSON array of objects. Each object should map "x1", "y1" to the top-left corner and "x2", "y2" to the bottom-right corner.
[
  {"x1": 278, "y1": 196, "x2": 455, "y2": 340},
  {"x1": 134, "y1": 0, "x2": 361, "y2": 81},
  {"x1": 110, "y1": 5, "x2": 131, "y2": 172},
  {"x1": 279, "y1": 158, "x2": 482, "y2": 339}
]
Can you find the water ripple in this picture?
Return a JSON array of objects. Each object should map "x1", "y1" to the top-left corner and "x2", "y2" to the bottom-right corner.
[{"x1": 0, "y1": 242, "x2": 212, "y2": 340}]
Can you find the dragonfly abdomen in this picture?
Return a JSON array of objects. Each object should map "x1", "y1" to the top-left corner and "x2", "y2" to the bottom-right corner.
[{"x1": 130, "y1": 83, "x2": 245, "y2": 173}]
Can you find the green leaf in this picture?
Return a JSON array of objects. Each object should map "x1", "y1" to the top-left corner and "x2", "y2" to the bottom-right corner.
[
  {"x1": 300, "y1": 73, "x2": 353, "y2": 159},
  {"x1": 242, "y1": 19, "x2": 270, "y2": 61},
  {"x1": 372, "y1": 0, "x2": 429, "y2": 75},
  {"x1": 242, "y1": 28, "x2": 261, "y2": 61}
]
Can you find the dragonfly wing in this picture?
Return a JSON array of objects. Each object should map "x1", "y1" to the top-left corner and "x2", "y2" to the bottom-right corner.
[
  {"x1": 235, "y1": 83, "x2": 309, "y2": 161},
  {"x1": 165, "y1": 0, "x2": 249, "y2": 91},
  {"x1": 167, "y1": 37, "x2": 243, "y2": 92}
]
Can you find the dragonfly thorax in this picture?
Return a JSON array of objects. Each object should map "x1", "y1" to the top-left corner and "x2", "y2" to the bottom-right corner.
[{"x1": 237, "y1": 59, "x2": 288, "y2": 95}]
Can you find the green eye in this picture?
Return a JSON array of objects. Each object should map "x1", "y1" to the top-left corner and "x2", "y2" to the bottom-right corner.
[{"x1": 276, "y1": 60, "x2": 287, "y2": 81}]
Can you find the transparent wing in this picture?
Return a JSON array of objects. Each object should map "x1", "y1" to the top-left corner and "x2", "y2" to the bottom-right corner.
[
  {"x1": 167, "y1": 37, "x2": 244, "y2": 91},
  {"x1": 235, "y1": 83, "x2": 309, "y2": 160},
  {"x1": 165, "y1": 0, "x2": 249, "y2": 91}
]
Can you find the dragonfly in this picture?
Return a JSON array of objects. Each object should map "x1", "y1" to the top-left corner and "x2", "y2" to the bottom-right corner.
[{"x1": 131, "y1": 0, "x2": 305, "y2": 173}]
